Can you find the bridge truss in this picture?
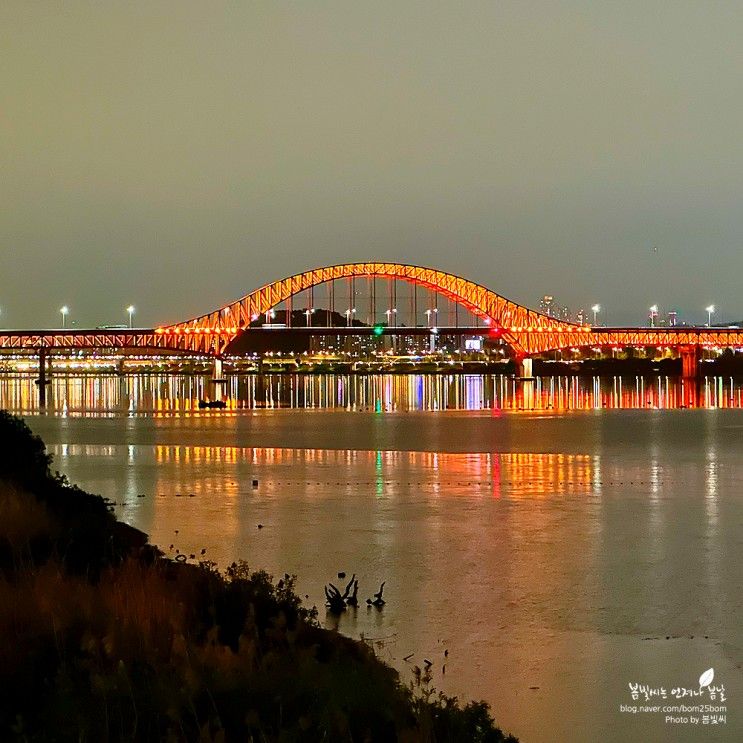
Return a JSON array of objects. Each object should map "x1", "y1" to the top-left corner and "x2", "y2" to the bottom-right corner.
[{"x1": 1, "y1": 263, "x2": 742, "y2": 358}]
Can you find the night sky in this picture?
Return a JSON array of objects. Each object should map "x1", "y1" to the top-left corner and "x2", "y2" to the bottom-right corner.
[{"x1": 3, "y1": 2, "x2": 743, "y2": 328}]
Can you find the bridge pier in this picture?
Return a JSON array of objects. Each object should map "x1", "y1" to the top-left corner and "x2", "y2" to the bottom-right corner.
[
  {"x1": 516, "y1": 356, "x2": 533, "y2": 379},
  {"x1": 117, "y1": 359, "x2": 130, "y2": 410},
  {"x1": 679, "y1": 346, "x2": 702, "y2": 408},
  {"x1": 36, "y1": 348, "x2": 50, "y2": 408},
  {"x1": 211, "y1": 357, "x2": 224, "y2": 381},
  {"x1": 680, "y1": 346, "x2": 700, "y2": 379},
  {"x1": 680, "y1": 378, "x2": 699, "y2": 408},
  {"x1": 210, "y1": 357, "x2": 227, "y2": 401}
]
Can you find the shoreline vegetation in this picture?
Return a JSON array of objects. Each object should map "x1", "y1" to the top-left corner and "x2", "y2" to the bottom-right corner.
[{"x1": 0, "y1": 410, "x2": 517, "y2": 742}]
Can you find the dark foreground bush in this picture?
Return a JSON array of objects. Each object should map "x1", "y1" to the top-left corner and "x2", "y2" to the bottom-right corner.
[{"x1": 0, "y1": 411, "x2": 517, "y2": 742}]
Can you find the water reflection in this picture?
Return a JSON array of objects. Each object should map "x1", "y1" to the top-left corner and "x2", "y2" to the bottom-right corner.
[
  {"x1": 3, "y1": 372, "x2": 743, "y2": 413},
  {"x1": 52, "y1": 444, "x2": 597, "y2": 502},
  {"x1": 31, "y1": 408, "x2": 743, "y2": 743}
]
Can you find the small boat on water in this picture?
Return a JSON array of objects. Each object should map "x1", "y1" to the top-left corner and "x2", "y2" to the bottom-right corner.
[{"x1": 198, "y1": 399, "x2": 227, "y2": 409}]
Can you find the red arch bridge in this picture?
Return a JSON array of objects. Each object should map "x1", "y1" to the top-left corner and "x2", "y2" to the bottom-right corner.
[{"x1": 0, "y1": 262, "x2": 738, "y2": 377}]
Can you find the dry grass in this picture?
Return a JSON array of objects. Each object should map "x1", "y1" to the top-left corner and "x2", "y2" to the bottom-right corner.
[{"x1": 0, "y1": 482, "x2": 57, "y2": 549}]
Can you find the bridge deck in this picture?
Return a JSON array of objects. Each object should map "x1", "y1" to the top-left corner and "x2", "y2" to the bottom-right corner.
[{"x1": 0, "y1": 325, "x2": 741, "y2": 355}]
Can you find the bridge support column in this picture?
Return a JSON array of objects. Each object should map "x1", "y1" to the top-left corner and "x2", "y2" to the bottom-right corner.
[
  {"x1": 516, "y1": 356, "x2": 533, "y2": 379},
  {"x1": 680, "y1": 378, "x2": 698, "y2": 409},
  {"x1": 118, "y1": 359, "x2": 130, "y2": 410},
  {"x1": 37, "y1": 348, "x2": 49, "y2": 408},
  {"x1": 210, "y1": 357, "x2": 227, "y2": 401},
  {"x1": 679, "y1": 346, "x2": 701, "y2": 408},
  {"x1": 680, "y1": 346, "x2": 700, "y2": 379}
]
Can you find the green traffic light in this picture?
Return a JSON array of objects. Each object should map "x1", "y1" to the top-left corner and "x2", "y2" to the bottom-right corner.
[{"x1": 373, "y1": 325, "x2": 384, "y2": 336}]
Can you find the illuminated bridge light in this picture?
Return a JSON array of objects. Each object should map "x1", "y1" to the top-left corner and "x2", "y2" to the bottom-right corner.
[{"x1": 5, "y1": 261, "x2": 743, "y2": 358}]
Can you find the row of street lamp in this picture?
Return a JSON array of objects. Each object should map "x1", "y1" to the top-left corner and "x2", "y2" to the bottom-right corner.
[
  {"x1": 647, "y1": 304, "x2": 716, "y2": 327},
  {"x1": 58, "y1": 305, "x2": 136, "y2": 329},
  {"x1": 264, "y1": 302, "x2": 717, "y2": 329},
  {"x1": 253, "y1": 307, "x2": 440, "y2": 327},
  {"x1": 47, "y1": 303, "x2": 721, "y2": 331}
]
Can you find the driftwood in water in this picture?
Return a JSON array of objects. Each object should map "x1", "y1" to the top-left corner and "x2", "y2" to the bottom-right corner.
[
  {"x1": 366, "y1": 581, "x2": 386, "y2": 607},
  {"x1": 324, "y1": 583, "x2": 346, "y2": 613},
  {"x1": 341, "y1": 574, "x2": 356, "y2": 600},
  {"x1": 346, "y1": 578, "x2": 359, "y2": 607},
  {"x1": 325, "y1": 573, "x2": 377, "y2": 612}
]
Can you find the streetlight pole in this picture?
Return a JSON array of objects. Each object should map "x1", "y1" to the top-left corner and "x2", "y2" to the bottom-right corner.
[
  {"x1": 706, "y1": 305, "x2": 715, "y2": 327},
  {"x1": 591, "y1": 304, "x2": 601, "y2": 325},
  {"x1": 649, "y1": 305, "x2": 658, "y2": 328},
  {"x1": 60, "y1": 306, "x2": 69, "y2": 329},
  {"x1": 127, "y1": 305, "x2": 135, "y2": 329}
]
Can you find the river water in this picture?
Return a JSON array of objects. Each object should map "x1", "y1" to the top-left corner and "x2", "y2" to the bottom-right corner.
[{"x1": 7, "y1": 373, "x2": 743, "y2": 742}]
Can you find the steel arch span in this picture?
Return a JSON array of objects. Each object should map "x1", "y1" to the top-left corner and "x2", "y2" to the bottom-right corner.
[
  {"x1": 155, "y1": 262, "x2": 588, "y2": 356},
  {"x1": 3, "y1": 262, "x2": 743, "y2": 357}
]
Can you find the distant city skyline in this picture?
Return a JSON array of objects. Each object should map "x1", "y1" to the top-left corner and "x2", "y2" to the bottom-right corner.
[{"x1": 3, "y1": 2, "x2": 743, "y2": 327}]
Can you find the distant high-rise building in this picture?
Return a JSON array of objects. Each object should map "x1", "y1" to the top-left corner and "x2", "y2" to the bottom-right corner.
[
  {"x1": 539, "y1": 295, "x2": 555, "y2": 316},
  {"x1": 575, "y1": 308, "x2": 587, "y2": 324},
  {"x1": 538, "y1": 294, "x2": 572, "y2": 321}
]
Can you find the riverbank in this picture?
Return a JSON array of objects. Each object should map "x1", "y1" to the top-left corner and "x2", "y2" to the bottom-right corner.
[{"x1": 0, "y1": 410, "x2": 516, "y2": 742}]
